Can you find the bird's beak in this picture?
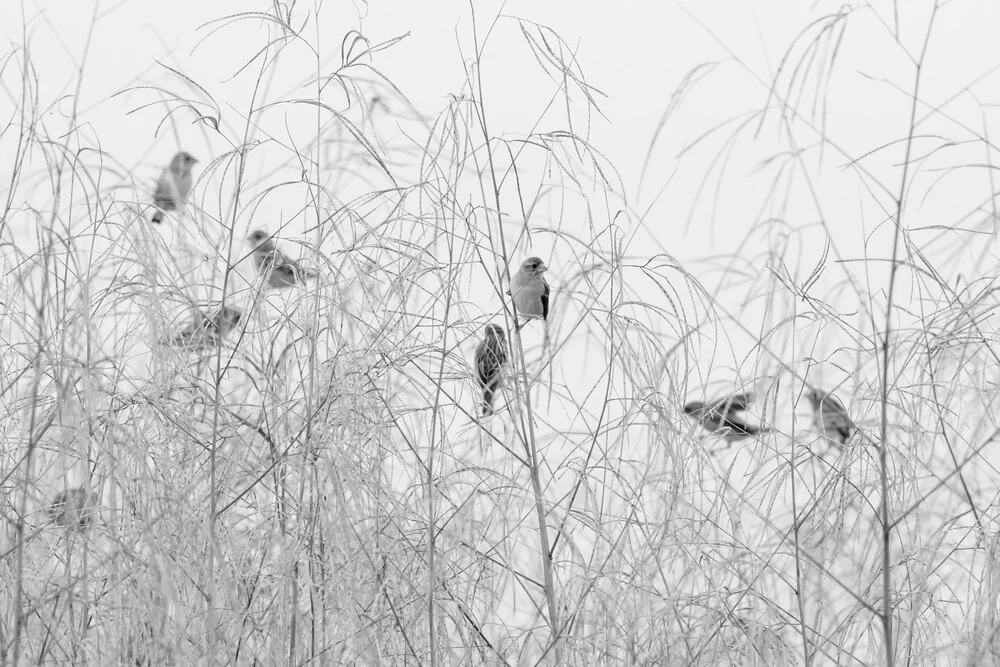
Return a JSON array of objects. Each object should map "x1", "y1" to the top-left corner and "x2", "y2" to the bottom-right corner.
[{"x1": 537, "y1": 263, "x2": 548, "y2": 273}]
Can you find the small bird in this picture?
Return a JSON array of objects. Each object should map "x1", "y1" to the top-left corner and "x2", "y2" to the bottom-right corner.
[
  {"x1": 169, "y1": 305, "x2": 243, "y2": 349},
  {"x1": 150, "y1": 151, "x2": 198, "y2": 224},
  {"x1": 508, "y1": 256, "x2": 550, "y2": 329},
  {"x1": 683, "y1": 392, "x2": 764, "y2": 441},
  {"x1": 48, "y1": 487, "x2": 98, "y2": 531},
  {"x1": 475, "y1": 324, "x2": 508, "y2": 416},
  {"x1": 247, "y1": 229, "x2": 319, "y2": 289},
  {"x1": 807, "y1": 389, "x2": 854, "y2": 446}
]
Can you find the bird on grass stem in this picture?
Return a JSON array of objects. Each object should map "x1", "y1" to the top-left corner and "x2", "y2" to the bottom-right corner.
[
  {"x1": 247, "y1": 229, "x2": 319, "y2": 290},
  {"x1": 168, "y1": 305, "x2": 242, "y2": 350},
  {"x1": 150, "y1": 151, "x2": 198, "y2": 224},
  {"x1": 508, "y1": 257, "x2": 550, "y2": 331},
  {"x1": 807, "y1": 388, "x2": 854, "y2": 447},
  {"x1": 48, "y1": 487, "x2": 98, "y2": 532},
  {"x1": 683, "y1": 392, "x2": 766, "y2": 441},
  {"x1": 475, "y1": 323, "x2": 508, "y2": 417}
]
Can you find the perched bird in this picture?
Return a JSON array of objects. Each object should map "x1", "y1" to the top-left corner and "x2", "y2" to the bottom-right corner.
[
  {"x1": 169, "y1": 305, "x2": 243, "y2": 349},
  {"x1": 48, "y1": 487, "x2": 98, "y2": 532},
  {"x1": 247, "y1": 229, "x2": 319, "y2": 289},
  {"x1": 683, "y1": 392, "x2": 764, "y2": 441},
  {"x1": 150, "y1": 151, "x2": 198, "y2": 223},
  {"x1": 508, "y1": 256, "x2": 550, "y2": 329},
  {"x1": 475, "y1": 324, "x2": 508, "y2": 416},
  {"x1": 807, "y1": 389, "x2": 854, "y2": 446}
]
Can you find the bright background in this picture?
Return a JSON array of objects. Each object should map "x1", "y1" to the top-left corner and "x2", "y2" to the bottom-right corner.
[{"x1": 3, "y1": 1, "x2": 1000, "y2": 664}]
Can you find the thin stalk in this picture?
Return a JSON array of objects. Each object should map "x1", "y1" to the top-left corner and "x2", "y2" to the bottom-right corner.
[
  {"x1": 468, "y1": 3, "x2": 561, "y2": 658},
  {"x1": 878, "y1": 5, "x2": 939, "y2": 665},
  {"x1": 424, "y1": 213, "x2": 460, "y2": 667},
  {"x1": 789, "y1": 378, "x2": 811, "y2": 667},
  {"x1": 205, "y1": 29, "x2": 272, "y2": 664}
]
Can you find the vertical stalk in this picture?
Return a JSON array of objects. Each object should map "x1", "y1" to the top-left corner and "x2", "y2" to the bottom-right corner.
[
  {"x1": 878, "y1": 5, "x2": 939, "y2": 664},
  {"x1": 468, "y1": 3, "x2": 561, "y2": 659}
]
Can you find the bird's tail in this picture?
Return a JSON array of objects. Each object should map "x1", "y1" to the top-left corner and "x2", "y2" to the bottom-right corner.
[
  {"x1": 481, "y1": 385, "x2": 496, "y2": 417},
  {"x1": 151, "y1": 209, "x2": 163, "y2": 224}
]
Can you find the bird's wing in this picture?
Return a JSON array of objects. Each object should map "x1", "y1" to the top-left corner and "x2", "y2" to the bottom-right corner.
[
  {"x1": 720, "y1": 414, "x2": 759, "y2": 437},
  {"x1": 268, "y1": 264, "x2": 297, "y2": 288},
  {"x1": 211, "y1": 309, "x2": 233, "y2": 333},
  {"x1": 476, "y1": 338, "x2": 506, "y2": 415},
  {"x1": 216, "y1": 309, "x2": 242, "y2": 338},
  {"x1": 475, "y1": 340, "x2": 501, "y2": 385},
  {"x1": 176, "y1": 169, "x2": 193, "y2": 199},
  {"x1": 254, "y1": 248, "x2": 284, "y2": 271},
  {"x1": 716, "y1": 392, "x2": 752, "y2": 412},
  {"x1": 287, "y1": 256, "x2": 319, "y2": 279},
  {"x1": 825, "y1": 404, "x2": 854, "y2": 439},
  {"x1": 275, "y1": 248, "x2": 304, "y2": 270},
  {"x1": 474, "y1": 342, "x2": 489, "y2": 386},
  {"x1": 836, "y1": 423, "x2": 854, "y2": 441},
  {"x1": 540, "y1": 279, "x2": 550, "y2": 320},
  {"x1": 257, "y1": 238, "x2": 279, "y2": 254},
  {"x1": 152, "y1": 168, "x2": 179, "y2": 208},
  {"x1": 172, "y1": 310, "x2": 208, "y2": 345},
  {"x1": 824, "y1": 394, "x2": 848, "y2": 414}
]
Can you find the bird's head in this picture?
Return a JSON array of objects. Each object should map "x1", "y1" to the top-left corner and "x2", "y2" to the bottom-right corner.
[
  {"x1": 223, "y1": 306, "x2": 243, "y2": 325},
  {"x1": 805, "y1": 389, "x2": 822, "y2": 408},
  {"x1": 171, "y1": 151, "x2": 198, "y2": 172},
  {"x1": 683, "y1": 401, "x2": 706, "y2": 416},
  {"x1": 247, "y1": 229, "x2": 271, "y2": 247},
  {"x1": 520, "y1": 256, "x2": 548, "y2": 276},
  {"x1": 484, "y1": 323, "x2": 505, "y2": 339}
]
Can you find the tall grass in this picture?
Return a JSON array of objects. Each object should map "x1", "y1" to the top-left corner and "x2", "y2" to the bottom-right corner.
[{"x1": 1, "y1": 1, "x2": 998, "y2": 664}]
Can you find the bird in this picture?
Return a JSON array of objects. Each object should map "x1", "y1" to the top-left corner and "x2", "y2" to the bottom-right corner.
[
  {"x1": 169, "y1": 305, "x2": 243, "y2": 349},
  {"x1": 48, "y1": 487, "x2": 98, "y2": 531},
  {"x1": 247, "y1": 229, "x2": 319, "y2": 289},
  {"x1": 683, "y1": 392, "x2": 764, "y2": 441},
  {"x1": 475, "y1": 324, "x2": 508, "y2": 416},
  {"x1": 807, "y1": 389, "x2": 854, "y2": 446},
  {"x1": 150, "y1": 151, "x2": 198, "y2": 224},
  {"x1": 508, "y1": 256, "x2": 550, "y2": 329}
]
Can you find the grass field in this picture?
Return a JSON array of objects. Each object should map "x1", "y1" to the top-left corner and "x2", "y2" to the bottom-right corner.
[{"x1": 2, "y1": 1, "x2": 998, "y2": 664}]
